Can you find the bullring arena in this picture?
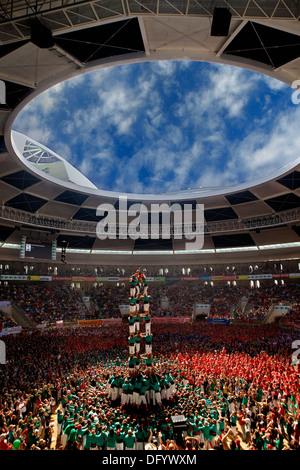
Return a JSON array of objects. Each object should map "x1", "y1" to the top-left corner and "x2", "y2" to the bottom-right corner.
[{"x1": 0, "y1": 0, "x2": 300, "y2": 457}]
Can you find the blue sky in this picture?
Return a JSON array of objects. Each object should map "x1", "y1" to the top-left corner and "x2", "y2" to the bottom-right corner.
[{"x1": 13, "y1": 61, "x2": 300, "y2": 194}]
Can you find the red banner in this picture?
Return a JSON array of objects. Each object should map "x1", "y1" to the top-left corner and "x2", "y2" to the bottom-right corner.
[
  {"x1": 152, "y1": 317, "x2": 191, "y2": 323},
  {"x1": 78, "y1": 319, "x2": 103, "y2": 327},
  {"x1": 52, "y1": 276, "x2": 72, "y2": 281}
]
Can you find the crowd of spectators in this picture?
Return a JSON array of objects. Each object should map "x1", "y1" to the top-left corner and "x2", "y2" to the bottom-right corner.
[
  {"x1": 208, "y1": 286, "x2": 245, "y2": 320},
  {"x1": 0, "y1": 285, "x2": 88, "y2": 325},
  {"x1": 157, "y1": 284, "x2": 203, "y2": 318},
  {"x1": 138, "y1": 284, "x2": 246, "y2": 320},
  {"x1": 280, "y1": 307, "x2": 300, "y2": 330},
  {"x1": 0, "y1": 311, "x2": 16, "y2": 330},
  {"x1": 0, "y1": 282, "x2": 299, "y2": 326},
  {"x1": 88, "y1": 285, "x2": 127, "y2": 319},
  {"x1": 233, "y1": 285, "x2": 300, "y2": 323}
]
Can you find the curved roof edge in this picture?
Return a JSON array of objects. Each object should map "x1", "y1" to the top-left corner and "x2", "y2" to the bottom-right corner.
[
  {"x1": 8, "y1": 130, "x2": 300, "y2": 203},
  {"x1": 11, "y1": 131, "x2": 98, "y2": 191},
  {"x1": 2, "y1": 14, "x2": 300, "y2": 202}
]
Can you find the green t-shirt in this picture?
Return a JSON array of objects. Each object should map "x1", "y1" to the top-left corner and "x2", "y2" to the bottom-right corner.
[
  {"x1": 201, "y1": 424, "x2": 211, "y2": 440},
  {"x1": 128, "y1": 358, "x2": 136, "y2": 368},
  {"x1": 230, "y1": 415, "x2": 237, "y2": 425},
  {"x1": 76, "y1": 427, "x2": 87, "y2": 440},
  {"x1": 106, "y1": 431, "x2": 117, "y2": 449},
  {"x1": 64, "y1": 424, "x2": 75, "y2": 437},
  {"x1": 134, "y1": 381, "x2": 142, "y2": 392},
  {"x1": 145, "y1": 357, "x2": 153, "y2": 367},
  {"x1": 124, "y1": 433, "x2": 135, "y2": 449},
  {"x1": 140, "y1": 381, "x2": 149, "y2": 394},
  {"x1": 136, "y1": 429, "x2": 144, "y2": 441},
  {"x1": 90, "y1": 434, "x2": 98, "y2": 446},
  {"x1": 68, "y1": 428, "x2": 77, "y2": 442},
  {"x1": 130, "y1": 276, "x2": 137, "y2": 286},
  {"x1": 84, "y1": 433, "x2": 92, "y2": 450},
  {"x1": 242, "y1": 396, "x2": 248, "y2": 406},
  {"x1": 145, "y1": 335, "x2": 152, "y2": 344},
  {"x1": 191, "y1": 421, "x2": 200, "y2": 434},
  {"x1": 128, "y1": 381, "x2": 135, "y2": 392},
  {"x1": 96, "y1": 432, "x2": 106, "y2": 447},
  {"x1": 152, "y1": 382, "x2": 159, "y2": 392}
]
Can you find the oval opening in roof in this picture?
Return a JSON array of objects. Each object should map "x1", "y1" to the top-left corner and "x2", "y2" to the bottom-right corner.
[{"x1": 12, "y1": 61, "x2": 300, "y2": 195}]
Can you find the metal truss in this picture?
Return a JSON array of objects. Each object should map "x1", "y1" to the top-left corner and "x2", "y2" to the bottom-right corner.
[
  {"x1": 0, "y1": 204, "x2": 299, "y2": 236},
  {"x1": 0, "y1": 1, "x2": 299, "y2": 45}
]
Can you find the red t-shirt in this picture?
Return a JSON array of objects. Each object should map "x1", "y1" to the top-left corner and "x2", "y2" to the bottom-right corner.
[
  {"x1": 0, "y1": 440, "x2": 13, "y2": 450},
  {"x1": 239, "y1": 414, "x2": 246, "y2": 426}
]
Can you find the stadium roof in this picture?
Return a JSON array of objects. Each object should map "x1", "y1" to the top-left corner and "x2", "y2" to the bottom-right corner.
[{"x1": 0, "y1": 1, "x2": 299, "y2": 265}]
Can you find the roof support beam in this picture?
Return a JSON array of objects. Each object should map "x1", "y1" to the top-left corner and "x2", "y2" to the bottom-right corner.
[{"x1": 216, "y1": 19, "x2": 247, "y2": 57}]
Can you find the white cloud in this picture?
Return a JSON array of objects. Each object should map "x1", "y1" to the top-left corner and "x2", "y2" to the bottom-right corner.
[
  {"x1": 261, "y1": 74, "x2": 289, "y2": 92},
  {"x1": 225, "y1": 104, "x2": 300, "y2": 184},
  {"x1": 195, "y1": 167, "x2": 236, "y2": 188},
  {"x1": 13, "y1": 60, "x2": 298, "y2": 194},
  {"x1": 173, "y1": 63, "x2": 258, "y2": 128},
  {"x1": 14, "y1": 112, "x2": 51, "y2": 145},
  {"x1": 152, "y1": 60, "x2": 178, "y2": 76}
]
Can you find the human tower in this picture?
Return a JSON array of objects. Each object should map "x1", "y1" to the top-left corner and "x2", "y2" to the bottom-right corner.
[
  {"x1": 128, "y1": 269, "x2": 153, "y2": 375},
  {"x1": 106, "y1": 270, "x2": 175, "y2": 407}
]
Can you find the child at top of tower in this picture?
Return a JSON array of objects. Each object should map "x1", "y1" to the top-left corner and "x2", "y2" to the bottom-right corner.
[{"x1": 134, "y1": 270, "x2": 141, "y2": 297}]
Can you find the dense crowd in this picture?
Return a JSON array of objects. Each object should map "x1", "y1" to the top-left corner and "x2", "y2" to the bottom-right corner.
[
  {"x1": 280, "y1": 307, "x2": 300, "y2": 329},
  {"x1": 0, "y1": 317, "x2": 299, "y2": 451},
  {"x1": 89, "y1": 285, "x2": 127, "y2": 319},
  {"x1": 236, "y1": 285, "x2": 300, "y2": 323},
  {"x1": 208, "y1": 286, "x2": 246, "y2": 320},
  {"x1": 0, "y1": 312, "x2": 16, "y2": 330},
  {"x1": 0, "y1": 285, "x2": 88, "y2": 324}
]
